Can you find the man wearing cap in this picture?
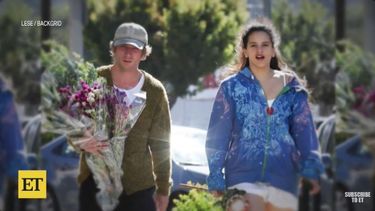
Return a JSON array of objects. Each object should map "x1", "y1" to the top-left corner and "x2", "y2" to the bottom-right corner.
[{"x1": 75, "y1": 22, "x2": 171, "y2": 211}]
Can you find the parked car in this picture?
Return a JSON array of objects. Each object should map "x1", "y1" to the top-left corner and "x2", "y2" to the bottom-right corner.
[
  {"x1": 312, "y1": 115, "x2": 374, "y2": 211},
  {"x1": 21, "y1": 116, "x2": 209, "y2": 211}
]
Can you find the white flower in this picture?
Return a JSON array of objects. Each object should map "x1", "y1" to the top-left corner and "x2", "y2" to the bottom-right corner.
[
  {"x1": 93, "y1": 89, "x2": 101, "y2": 95},
  {"x1": 88, "y1": 96, "x2": 95, "y2": 104},
  {"x1": 88, "y1": 92, "x2": 95, "y2": 99}
]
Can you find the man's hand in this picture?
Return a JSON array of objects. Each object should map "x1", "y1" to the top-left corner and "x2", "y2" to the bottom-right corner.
[
  {"x1": 153, "y1": 193, "x2": 169, "y2": 211},
  {"x1": 307, "y1": 179, "x2": 320, "y2": 195},
  {"x1": 76, "y1": 129, "x2": 109, "y2": 156},
  {"x1": 300, "y1": 178, "x2": 320, "y2": 195}
]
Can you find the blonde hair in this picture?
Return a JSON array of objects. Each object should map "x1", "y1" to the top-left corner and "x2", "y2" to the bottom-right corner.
[{"x1": 109, "y1": 42, "x2": 152, "y2": 62}]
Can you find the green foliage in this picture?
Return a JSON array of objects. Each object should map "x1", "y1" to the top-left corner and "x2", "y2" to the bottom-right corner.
[
  {"x1": 335, "y1": 40, "x2": 375, "y2": 137},
  {"x1": 345, "y1": 3, "x2": 364, "y2": 47},
  {"x1": 172, "y1": 189, "x2": 222, "y2": 211},
  {"x1": 172, "y1": 188, "x2": 249, "y2": 211},
  {"x1": 84, "y1": 0, "x2": 247, "y2": 97},
  {"x1": 272, "y1": 0, "x2": 335, "y2": 113},
  {"x1": 163, "y1": 0, "x2": 246, "y2": 96},
  {"x1": 41, "y1": 41, "x2": 97, "y2": 88},
  {"x1": 335, "y1": 40, "x2": 375, "y2": 88},
  {"x1": 0, "y1": 0, "x2": 40, "y2": 112},
  {"x1": 335, "y1": 40, "x2": 375, "y2": 114},
  {"x1": 84, "y1": 0, "x2": 165, "y2": 74}
]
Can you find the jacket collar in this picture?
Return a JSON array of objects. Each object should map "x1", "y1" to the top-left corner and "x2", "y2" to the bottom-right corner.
[
  {"x1": 239, "y1": 66, "x2": 255, "y2": 80},
  {"x1": 239, "y1": 67, "x2": 301, "y2": 88},
  {"x1": 238, "y1": 66, "x2": 304, "y2": 92}
]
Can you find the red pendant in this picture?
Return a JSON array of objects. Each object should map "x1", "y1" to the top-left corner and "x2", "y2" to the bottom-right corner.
[{"x1": 266, "y1": 107, "x2": 274, "y2": 115}]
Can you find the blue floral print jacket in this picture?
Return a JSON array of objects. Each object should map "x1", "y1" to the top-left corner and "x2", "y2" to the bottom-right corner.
[{"x1": 205, "y1": 67, "x2": 324, "y2": 196}]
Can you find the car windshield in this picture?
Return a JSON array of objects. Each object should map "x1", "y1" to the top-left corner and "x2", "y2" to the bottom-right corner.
[{"x1": 171, "y1": 125, "x2": 208, "y2": 166}]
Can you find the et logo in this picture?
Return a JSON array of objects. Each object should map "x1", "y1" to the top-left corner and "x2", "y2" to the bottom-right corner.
[{"x1": 18, "y1": 170, "x2": 47, "y2": 199}]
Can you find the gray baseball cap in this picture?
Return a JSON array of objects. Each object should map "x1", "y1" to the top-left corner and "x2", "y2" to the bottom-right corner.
[{"x1": 111, "y1": 22, "x2": 148, "y2": 49}]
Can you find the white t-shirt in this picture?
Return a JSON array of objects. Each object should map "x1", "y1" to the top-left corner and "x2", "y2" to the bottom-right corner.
[
  {"x1": 267, "y1": 99, "x2": 275, "y2": 107},
  {"x1": 267, "y1": 72, "x2": 288, "y2": 107},
  {"x1": 113, "y1": 73, "x2": 145, "y2": 106}
]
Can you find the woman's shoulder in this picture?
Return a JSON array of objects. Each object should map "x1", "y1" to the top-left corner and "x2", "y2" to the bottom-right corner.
[
  {"x1": 217, "y1": 73, "x2": 244, "y2": 93},
  {"x1": 96, "y1": 65, "x2": 112, "y2": 76},
  {"x1": 273, "y1": 70, "x2": 294, "y2": 85},
  {"x1": 221, "y1": 68, "x2": 250, "y2": 84},
  {"x1": 274, "y1": 69, "x2": 309, "y2": 94},
  {"x1": 221, "y1": 73, "x2": 238, "y2": 83}
]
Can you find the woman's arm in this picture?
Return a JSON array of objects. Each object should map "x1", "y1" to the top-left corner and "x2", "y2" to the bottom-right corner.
[
  {"x1": 289, "y1": 91, "x2": 324, "y2": 181},
  {"x1": 206, "y1": 82, "x2": 234, "y2": 192}
]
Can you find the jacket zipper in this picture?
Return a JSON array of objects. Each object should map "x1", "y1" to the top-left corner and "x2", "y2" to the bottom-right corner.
[
  {"x1": 261, "y1": 86, "x2": 290, "y2": 180},
  {"x1": 261, "y1": 115, "x2": 271, "y2": 179}
]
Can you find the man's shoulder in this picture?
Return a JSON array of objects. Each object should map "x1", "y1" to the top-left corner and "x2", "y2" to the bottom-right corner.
[
  {"x1": 142, "y1": 70, "x2": 165, "y2": 92},
  {"x1": 96, "y1": 65, "x2": 112, "y2": 77}
]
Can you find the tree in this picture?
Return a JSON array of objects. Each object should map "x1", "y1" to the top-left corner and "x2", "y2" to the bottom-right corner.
[
  {"x1": 272, "y1": 0, "x2": 335, "y2": 115},
  {"x1": 336, "y1": 40, "x2": 375, "y2": 89},
  {"x1": 335, "y1": 41, "x2": 375, "y2": 146},
  {"x1": 163, "y1": 0, "x2": 247, "y2": 96},
  {"x1": 84, "y1": 0, "x2": 163, "y2": 68},
  {"x1": 84, "y1": 0, "x2": 247, "y2": 99},
  {"x1": 0, "y1": 0, "x2": 41, "y2": 115}
]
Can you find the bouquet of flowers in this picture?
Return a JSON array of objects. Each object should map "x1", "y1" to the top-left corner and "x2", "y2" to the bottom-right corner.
[{"x1": 41, "y1": 70, "x2": 147, "y2": 211}]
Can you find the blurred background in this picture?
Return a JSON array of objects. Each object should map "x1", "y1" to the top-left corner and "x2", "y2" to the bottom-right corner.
[{"x1": 0, "y1": 0, "x2": 374, "y2": 211}]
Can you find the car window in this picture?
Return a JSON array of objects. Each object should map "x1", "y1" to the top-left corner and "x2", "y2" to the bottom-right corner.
[{"x1": 171, "y1": 126, "x2": 208, "y2": 166}]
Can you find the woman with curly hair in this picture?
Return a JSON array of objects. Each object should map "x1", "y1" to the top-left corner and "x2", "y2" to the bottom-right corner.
[{"x1": 205, "y1": 19, "x2": 323, "y2": 211}]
